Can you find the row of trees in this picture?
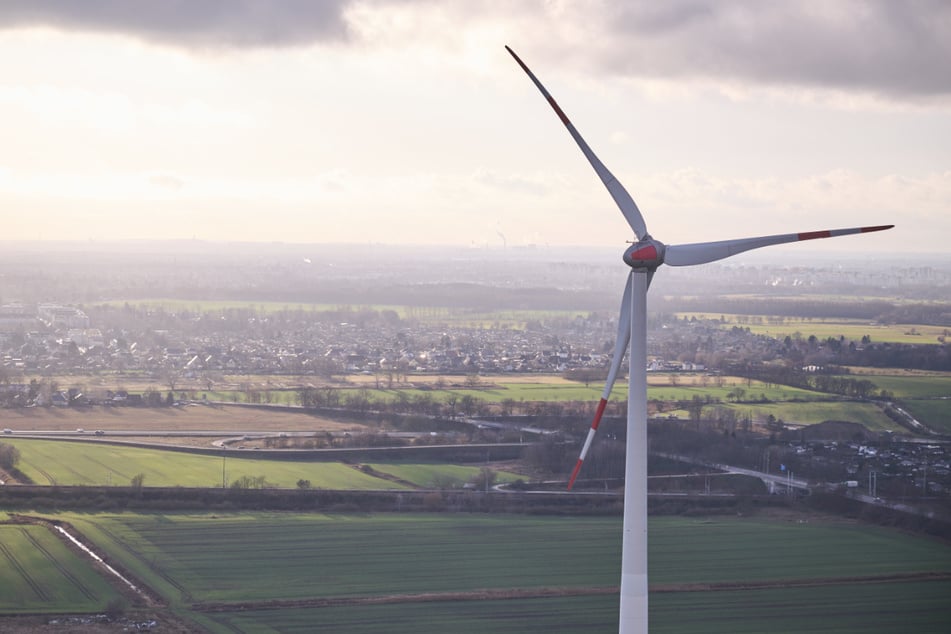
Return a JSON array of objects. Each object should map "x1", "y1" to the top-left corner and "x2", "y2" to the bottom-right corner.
[{"x1": 725, "y1": 363, "x2": 888, "y2": 399}]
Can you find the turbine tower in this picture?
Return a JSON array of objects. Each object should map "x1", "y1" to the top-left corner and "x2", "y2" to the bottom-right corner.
[{"x1": 505, "y1": 46, "x2": 893, "y2": 634}]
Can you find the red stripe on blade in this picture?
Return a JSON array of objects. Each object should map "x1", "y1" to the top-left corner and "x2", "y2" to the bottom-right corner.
[
  {"x1": 567, "y1": 459, "x2": 584, "y2": 490},
  {"x1": 591, "y1": 398, "x2": 608, "y2": 430},
  {"x1": 861, "y1": 225, "x2": 894, "y2": 233},
  {"x1": 798, "y1": 230, "x2": 832, "y2": 241},
  {"x1": 547, "y1": 96, "x2": 570, "y2": 126}
]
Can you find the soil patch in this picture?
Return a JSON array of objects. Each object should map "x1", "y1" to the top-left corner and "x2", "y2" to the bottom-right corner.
[{"x1": 1, "y1": 404, "x2": 369, "y2": 435}]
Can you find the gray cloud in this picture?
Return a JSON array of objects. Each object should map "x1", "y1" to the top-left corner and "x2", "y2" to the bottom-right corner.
[
  {"x1": 0, "y1": 0, "x2": 353, "y2": 48},
  {"x1": 592, "y1": 0, "x2": 951, "y2": 98},
  {"x1": 4, "y1": 1, "x2": 949, "y2": 99}
]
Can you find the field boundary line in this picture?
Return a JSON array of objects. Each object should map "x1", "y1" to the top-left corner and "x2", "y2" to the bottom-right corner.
[
  {"x1": 192, "y1": 571, "x2": 951, "y2": 613},
  {"x1": 193, "y1": 586, "x2": 618, "y2": 612},
  {"x1": 651, "y1": 571, "x2": 951, "y2": 593}
]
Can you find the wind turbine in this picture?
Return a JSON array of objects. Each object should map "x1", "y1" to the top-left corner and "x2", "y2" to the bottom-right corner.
[{"x1": 505, "y1": 46, "x2": 893, "y2": 634}]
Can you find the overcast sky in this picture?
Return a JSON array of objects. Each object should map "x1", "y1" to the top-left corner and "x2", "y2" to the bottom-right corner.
[{"x1": 1, "y1": 0, "x2": 948, "y2": 253}]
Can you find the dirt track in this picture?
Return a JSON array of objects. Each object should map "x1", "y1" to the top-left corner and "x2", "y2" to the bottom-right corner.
[
  {"x1": 192, "y1": 571, "x2": 951, "y2": 613},
  {"x1": 193, "y1": 586, "x2": 619, "y2": 612}
]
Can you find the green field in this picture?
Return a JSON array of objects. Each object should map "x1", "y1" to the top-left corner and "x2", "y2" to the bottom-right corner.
[
  {"x1": 856, "y1": 374, "x2": 951, "y2": 399},
  {"x1": 201, "y1": 582, "x2": 951, "y2": 634},
  {"x1": 63, "y1": 513, "x2": 619, "y2": 604},
  {"x1": 677, "y1": 313, "x2": 949, "y2": 345},
  {"x1": 836, "y1": 373, "x2": 951, "y2": 433},
  {"x1": 647, "y1": 516, "x2": 948, "y2": 583},
  {"x1": 830, "y1": 372, "x2": 951, "y2": 433},
  {"x1": 41, "y1": 512, "x2": 951, "y2": 633},
  {"x1": 5, "y1": 439, "x2": 405, "y2": 489},
  {"x1": 720, "y1": 401, "x2": 901, "y2": 432},
  {"x1": 650, "y1": 581, "x2": 951, "y2": 634},
  {"x1": 366, "y1": 462, "x2": 519, "y2": 487},
  {"x1": 5, "y1": 438, "x2": 519, "y2": 489},
  {"x1": 899, "y1": 400, "x2": 951, "y2": 435},
  {"x1": 196, "y1": 595, "x2": 622, "y2": 634},
  {"x1": 202, "y1": 377, "x2": 827, "y2": 409},
  {"x1": 0, "y1": 524, "x2": 122, "y2": 614},
  {"x1": 645, "y1": 383, "x2": 823, "y2": 404}
]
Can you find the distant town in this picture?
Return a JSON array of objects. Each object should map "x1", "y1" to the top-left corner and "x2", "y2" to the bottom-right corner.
[{"x1": 1, "y1": 242, "x2": 949, "y2": 505}]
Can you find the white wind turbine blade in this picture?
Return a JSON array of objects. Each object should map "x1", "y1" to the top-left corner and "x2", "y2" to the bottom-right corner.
[
  {"x1": 505, "y1": 46, "x2": 649, "y2": 240},
  {"x1": 665, "y1": 225, "x2": 894, "y2": 267},
  {"x1": 568, "y1": 271, "x2": 654, "y2": 490},
  {"x1": 568, "y1": 273, "x2": 632, "y2": 490}
]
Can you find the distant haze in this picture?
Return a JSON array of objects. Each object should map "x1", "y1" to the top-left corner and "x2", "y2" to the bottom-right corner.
[{"x1": 1, "y1": 1, "x2": 948, "y2": 252}]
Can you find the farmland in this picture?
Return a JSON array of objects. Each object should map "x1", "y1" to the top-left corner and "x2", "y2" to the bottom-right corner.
[
  {"x1": 21, "y1": 372, "x2": 827, "y2": 406},
  {"x1": 205, "y1": 583, "x2": 951, "y2": 634},
  {"x1": 714, "y1": 401, "x2": 898, "y2": 431},
  {"x1": 840, "y1": 371, "x2": 951, "y2": 434},
  {"x1": 677, "y1": 313, "x2": 950, "y2": 345},
  {"x1": 847, "y1": 372, "x2": 951, "y2": 398},
  {"x1": 899, "y1": 399, "x2": 951, "y2": 435},
  {"x1": 0, "y1": 402, "x2": 365, "y2": 434},
  {"x1": 0, "y1": 522, "x2": 121, "y2": 614},
  {"x1": 1, "y1": 374, "x2": 915, "y2": 438},
  {"x1": 10, "y1": 367, "x2": 944, "y2": 435},
  {"x1": 4, "y1": 438, "x2": 522, "y2": 489},
  {"x1": 5, "y1": 438, "x2": 402, "y2": 489},
  {"x1": 26, "y1": 512, "x2": 951, "y2": 633}
]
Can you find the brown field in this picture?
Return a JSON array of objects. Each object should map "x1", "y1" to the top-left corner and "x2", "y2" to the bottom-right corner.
[
  {"x1": 0, "y1": 404, "x2": 368, "y2": 434},
  {"x1": 30, "y1": 371, "x2": 738, "y2": 398},
  {"x1": 843, "y1": 366, "x2": 951, "y2": 378}
]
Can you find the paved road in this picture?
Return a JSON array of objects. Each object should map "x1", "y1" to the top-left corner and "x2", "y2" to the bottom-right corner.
[{"x1": 653, "y1": 452, "x2": 810, "y2": 492}]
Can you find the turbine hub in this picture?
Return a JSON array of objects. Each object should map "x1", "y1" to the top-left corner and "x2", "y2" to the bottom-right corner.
[{"x1": 623, "y1": 237, "x2": 665, "y2": 270}]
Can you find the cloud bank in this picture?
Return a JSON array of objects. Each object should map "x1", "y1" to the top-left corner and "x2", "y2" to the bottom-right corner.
[
  {"x1": 0, "y1": 0, "x2": 352, "y2": 49},
  {"x1": 589, "y1": 0, "x2": 951, "y2": 99},
  {"x1": 2, "y1": 1, "x2": 948, "y2": 100}
]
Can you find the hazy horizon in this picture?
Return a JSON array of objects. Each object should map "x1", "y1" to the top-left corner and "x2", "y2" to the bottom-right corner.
[{"x1": 1, "y1": 236, "x2": 946, "y2": 268}]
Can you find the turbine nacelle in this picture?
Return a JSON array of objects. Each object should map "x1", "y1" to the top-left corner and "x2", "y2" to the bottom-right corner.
[{"x1": 622, "y1": 237, "x2": 665, "y2": 270}]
